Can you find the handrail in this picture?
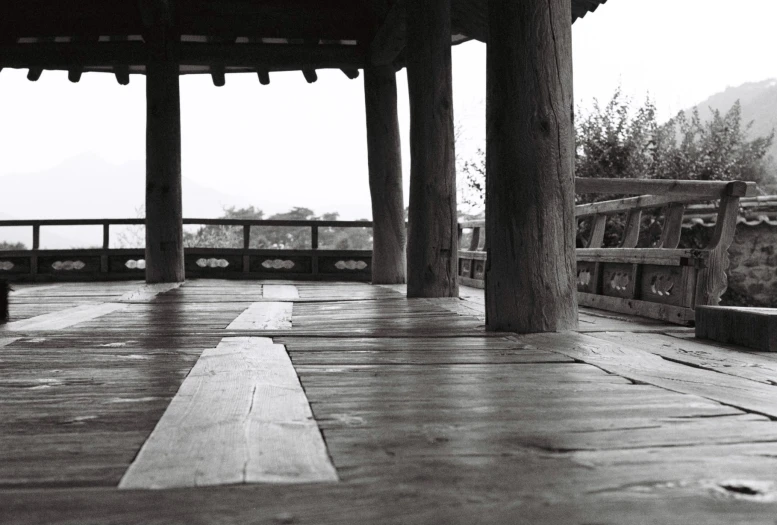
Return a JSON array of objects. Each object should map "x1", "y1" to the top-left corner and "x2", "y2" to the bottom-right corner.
[{"x1": 0, "y1": 219, "x2": 375, "y2": 282}]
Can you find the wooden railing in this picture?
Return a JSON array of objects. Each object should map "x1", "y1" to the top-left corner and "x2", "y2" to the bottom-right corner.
[
  {"x1": 457, "y1": 178, "x2": 758, "y2": 324},
  {"x1": 0, "y1": 219, "x2": 373, "y2": 282}
]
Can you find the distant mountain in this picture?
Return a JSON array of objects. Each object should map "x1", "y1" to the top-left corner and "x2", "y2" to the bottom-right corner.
[
  {"x1": 688, "y1": 78, "x2": 777, "y2": 163},
  {"x1": 0, "y1": 153, "x2": 252, "y2": 249}
]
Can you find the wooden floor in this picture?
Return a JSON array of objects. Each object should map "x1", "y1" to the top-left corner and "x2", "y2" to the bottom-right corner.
[{"x1": 2, "y1": 280, "x2": 777, "y2": 523}]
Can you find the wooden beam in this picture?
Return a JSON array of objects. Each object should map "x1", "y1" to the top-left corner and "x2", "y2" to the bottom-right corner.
[
  {"x1": 145, "y1": 27, "x2": 184, "y2": 283},
  {"x1": 211, "y1": 65, "x2": 225, "y2": 86},
  {"x1": 109, "y1": 36, "x2": 131, "y2": 85},
  {"x1": 256, "y1": 68, "x2": 270, "y2": 85},
  {"x1": 302, "y1": 67, "x2": 318, "y2": 83},
  {"x1": 0, "y1": 42, "x2": 365, "y2": 71},
  {"x1": 137, "y1": 0, "x2": 173, "y2": 29},
  {"x1": 341, "y1": 68, "x2": 359, "y2": 79},
  {"x1": 26, "y1": 68, "x2": 43, "y2": 81},
  {"x1": 576, "y1": 178, "x2": 756, "y2": 198},
  {"x1": 364, "y1": 65, "x2": 406, "y2": 284},
  {"x1": 369, "y1": 0, "x2": 406, "y2": 66},
  {"x1": 485, "y1": 0, "x2": 577, "y2": 332},
  {"x1": 405, "y1": 0, "x2": 458, "y2": 298}
]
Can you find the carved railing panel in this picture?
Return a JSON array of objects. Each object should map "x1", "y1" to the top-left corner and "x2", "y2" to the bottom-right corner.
[
  {"x1": 0, "y1": 219, "x2": 374, "y2": 283},
  {"x1": 457, "y1": 178, "x2": 757, "y2": 325}
]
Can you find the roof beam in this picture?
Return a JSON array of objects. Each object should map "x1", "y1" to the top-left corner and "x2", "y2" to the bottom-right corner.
[
  {"x1": 0, "y1": 41, "x2": 365, "y2": 71},
  {"x1": 368, "y1": 0, "x2": 406, "y2": 66},
  {"x1": 137, "y1": 0, "x2": 173, "y2": 29}
]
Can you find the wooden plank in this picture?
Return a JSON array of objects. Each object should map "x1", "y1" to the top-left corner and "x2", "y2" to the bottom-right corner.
[
  {"x1": 578, "y1": 292, "x2": 695, "y2": 325},
  {"x1": 0, "y1": 337, "x2": 17, "y2": 347},
  {"x1": 226, "y1": 302, "x2": 293, "y2": 330},
  {"x1": 119, "y1": 337, "x2": 337, "y2": 489},
  {"x1": 262, "y1": 284, "x2": 299, "y2": 300},
  {"x1": 576, "y1": 248, "x2": 707, "y2": 266},
  {"x1": 695, "y1": 306, "x2": 777, "y2": 352},
  {"x1": 0, "y1": 303, "x2": 128, "y2": 331},
  {"x1": 576, "y1": 194, "x2": 702, "y2": 218},
  {"x1": 575, "y1": 178, "x2": 756, "y2": 198},
  {"x1": 118, "y1": 283, "x2": 182, "y2": 302},
  {"x1": 525, "y1": 332, "x2": 777, "y2": 419},
  {"x1": 594, "y1": 331, "x2": 777, "y2": 385}
]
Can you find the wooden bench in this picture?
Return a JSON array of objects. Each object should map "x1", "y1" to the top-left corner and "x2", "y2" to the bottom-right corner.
[{"x1": 458, "y1": 178, "x2": 758, "y2": 325}]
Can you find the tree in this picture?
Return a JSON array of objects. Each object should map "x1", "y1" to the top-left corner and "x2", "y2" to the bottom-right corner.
[
  {"x1": 0, "y1": 241, "x2": 26, "y2": 250},
  {"x1": 457, "y1": 89, "x2": 777, "y2": 245},
  {"x1": 183, "y1": 206, "x2": 373, "y2": 250}
]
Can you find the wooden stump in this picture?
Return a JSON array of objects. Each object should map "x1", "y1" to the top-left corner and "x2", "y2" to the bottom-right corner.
[
  {"x1": 485, "y1": 0, "x2": 578, "y2": 332},
  {"x1": 145, "y1": 32, "x2": 184, "y2": 284},
  {"x1": 405, "y1": 0, "x2": 458, "y2": 298},
  {"x1": 364, "y1": 66, "x2": 406, "y2": 284}
]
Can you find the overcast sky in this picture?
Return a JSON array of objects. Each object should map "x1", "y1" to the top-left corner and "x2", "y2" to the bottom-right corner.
[{"x1": 1, "y1": 0, "x2": 776, "y2": 220}]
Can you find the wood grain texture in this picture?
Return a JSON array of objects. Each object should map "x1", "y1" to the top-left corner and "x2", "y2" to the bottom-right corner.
[
  {"x1": 145, "y1": 27, "x2": 184, "y2": 284},
  {"x1": 485, "y1": 0, "x2": 577, "y2": 332},
  {"x1": 4, "y1": 281, "x2": 777, "y2": 524},
  {"x1": 364, "y1": 65, "x2": 406, "y2": 285},
  {"x1": 226, "y1": 302, "x2": 293, "y2": 330},
  {"x1": 405, "y1": 0, "x2": 458, "y2": 298},
  {"x1": 119, "y1": 337, "x2": 337, "y2": 489},
  {"x1": 696, "y1": 306, "x2": 777, "y2": 351},
  {"x1": 262, "y1": 284, "x2": 299, "y2": 300}
]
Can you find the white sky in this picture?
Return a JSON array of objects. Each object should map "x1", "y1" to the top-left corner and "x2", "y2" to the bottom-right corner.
[{"x1": 1, "y1": 0, "x2": 776, "y2": 219}]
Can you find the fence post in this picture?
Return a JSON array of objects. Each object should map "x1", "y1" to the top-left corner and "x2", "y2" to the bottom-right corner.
[
  {"x1": 101, "y1": 222, "x2": 110, "y2": 274},
  {"x1": 31, "y1": 224, "x2": 40, "y2": 276},
  {"x1": 311, "y1": 224, "x2": 319, "y2": 276},
  {"x1": 243, "y1": 224, "x2": 251, "y2": 274}
]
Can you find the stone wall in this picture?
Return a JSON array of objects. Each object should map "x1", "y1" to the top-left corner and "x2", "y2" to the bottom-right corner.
[{"x1": 683, "y1": 220, "x2": 777, "y2": 307}]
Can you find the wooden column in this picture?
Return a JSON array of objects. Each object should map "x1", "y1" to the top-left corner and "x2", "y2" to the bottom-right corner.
[
  {"x1": 364, "y1": 65, "x2": 406, "y2": 284},
  {"x1": 405, "y1": 0, "x2": 458, "y2": 297},
  {"x1": 485, "y1": 0, "x2": 578, "y2": 332},
  {"x1": 145, "y1": 30, "x2": 184, "y2": 283}
]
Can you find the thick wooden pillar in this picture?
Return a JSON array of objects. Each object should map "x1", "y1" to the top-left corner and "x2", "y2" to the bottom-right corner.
[
  {"x1": 364, "y1": 66, "x2": 406, "y2": 284},
  {"x1": 485, "y1": 0, "x2": 578, "y2": 332},
  {"x1": 145, "y1": 31, "x2": 184, "y2": 283},
  {"x1": 405, "y1": 0, "x2": 458, "y2": 298}
]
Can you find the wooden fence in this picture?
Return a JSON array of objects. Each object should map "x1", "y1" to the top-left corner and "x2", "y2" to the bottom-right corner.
[
  {"x1": 0, "y1": 219, "x2": 373, "y2": 282},
  {"x1": 458, "y1": 178, "x2": 758, "y2": 324}
]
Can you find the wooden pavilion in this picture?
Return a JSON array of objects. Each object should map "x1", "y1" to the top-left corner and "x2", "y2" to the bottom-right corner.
[
  {"x1": 5, "y1": 4, "x2": 777, "y2": 522},
  {"x1": 1, "y1": 0, "x2": 608, "y2": 333}
]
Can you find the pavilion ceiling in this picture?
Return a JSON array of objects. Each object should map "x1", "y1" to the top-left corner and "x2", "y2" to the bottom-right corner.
[{"x1": 0, "y1": 0, "x2": 608, "y2": 84}]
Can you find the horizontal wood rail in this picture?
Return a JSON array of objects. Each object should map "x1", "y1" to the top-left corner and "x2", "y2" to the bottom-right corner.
[
  {"x1": 0, "y1": 218, "x2": 374, "y2": 282},
  {"x1": 458, "y1": 178, "x2": 752, "y2": 324}
]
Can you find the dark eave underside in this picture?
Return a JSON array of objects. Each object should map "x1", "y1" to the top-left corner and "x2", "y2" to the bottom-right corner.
[{"x1": 0, "y1": 0, "x2": 608, "y2": 78}]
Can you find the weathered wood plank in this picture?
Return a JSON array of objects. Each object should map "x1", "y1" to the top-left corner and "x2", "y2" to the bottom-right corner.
[
  {"x1": 262, "y1": 284, "x2": 299, "y2": 300},
  {"x1": 594, "y1": 331, "x2": 777, "y2": 384},
  {"x1": 575, "y1": 178, "x2": 756, "y2": 198},
  {"x1": 118, "y1": 282, "x2": 182, "y2": 302},
  {"x1": 119, "y1": 337, "x2": 337, "y2": 489},
  {"x1": 528, "y1": 332, "x2": 777, "y2": 418},
  {"x1": 696, "y1": 306, "x2": 777, "y2": 352},
  {"x1": 0, "y1": 303, "x2": 128, "y2": 331},
  {"x1": 226, "y1": 302, "x2": 293, "y2": 330}
]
